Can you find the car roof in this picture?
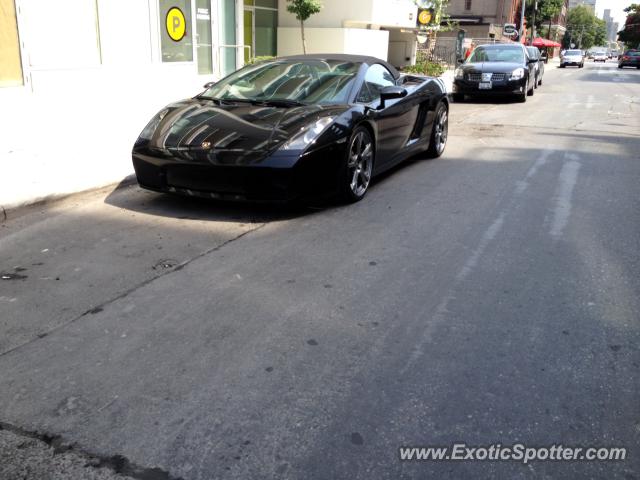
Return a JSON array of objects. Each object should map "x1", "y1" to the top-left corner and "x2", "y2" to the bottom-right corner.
[
  {"x1": 276, "y1": 53, "x2": 400, "y2": 79},
  {"x1": 476, "y1": 43, "x2": 525, "y2": 49}
]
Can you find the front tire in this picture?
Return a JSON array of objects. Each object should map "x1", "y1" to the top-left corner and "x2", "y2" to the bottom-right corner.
[
  {"x1": 339, "y1": 127, "x2": 374, "y2": 203},
  {"x1": 425, "y1": 102, "x2": 448, "y2": 158}
]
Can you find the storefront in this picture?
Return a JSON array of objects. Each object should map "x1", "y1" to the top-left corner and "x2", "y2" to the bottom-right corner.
[{"x1": 0, "y1": 0, "x2": 275, "y2": 208}]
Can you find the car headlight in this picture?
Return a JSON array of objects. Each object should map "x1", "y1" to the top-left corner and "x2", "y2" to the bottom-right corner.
[
  {"x1": 510, "y1": 68, "x2": 525, "y2": 80},
  {"x1": 280, "y1": 116, "x2": 335, "y2": 151},
  {"x1": 138, "y1": 108, "x2": 169, "y2": 140},
  {"x1": 455, "y1": 67, "x2": 464, "y2": 79}
]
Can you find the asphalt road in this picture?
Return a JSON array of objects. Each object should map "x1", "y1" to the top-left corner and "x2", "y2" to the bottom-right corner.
[{"x1": 1, "y1": 60, "x2": 639, "y2": 480}]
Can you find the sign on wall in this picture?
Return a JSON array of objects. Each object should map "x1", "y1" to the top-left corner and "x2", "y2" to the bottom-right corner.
[{"x1": 166, "y1": 6, "x2": 187, "y2": 42}]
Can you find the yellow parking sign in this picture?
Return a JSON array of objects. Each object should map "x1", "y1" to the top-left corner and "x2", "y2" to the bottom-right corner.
[{"x1": 166, "y1": 7, "x2": 186, "y2": 42}]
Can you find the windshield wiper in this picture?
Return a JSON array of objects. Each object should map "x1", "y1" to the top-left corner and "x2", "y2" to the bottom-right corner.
[{"x1": 253, "y1": 99, "x2": 307, "y2": 107}]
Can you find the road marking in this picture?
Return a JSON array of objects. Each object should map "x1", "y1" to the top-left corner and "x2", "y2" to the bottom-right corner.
[
  {"x1": 402, "y1": 149, "x2": 554, "y2": 372},
  {"x1": 549, "y1": 156, "x2": 581, "y2": 238},
  {"x1": 515, "y1": 149, "x2": 553, "y2": 195}
]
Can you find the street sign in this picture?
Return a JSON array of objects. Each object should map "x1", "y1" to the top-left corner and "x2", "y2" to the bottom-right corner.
[
  {"x1": 503, "y1": 23, "x2": 517, "y2": 37},
  {"x1": 166, "y1": 7, "x2": 187, "y2": 42},
  {"x1": 417, "y1": 8, "x2": 436, "y2": 29}
]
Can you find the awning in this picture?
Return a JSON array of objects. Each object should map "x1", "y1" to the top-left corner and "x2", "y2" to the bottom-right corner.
[{"x1": 531, "y1": 37, "x2": 561, "y2": 48}]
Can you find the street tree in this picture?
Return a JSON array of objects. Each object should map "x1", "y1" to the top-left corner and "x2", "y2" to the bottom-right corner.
[
  {"x1": 562, "y1": 5, "x2": 607, "y2": 49},
  {"x1": 525, "y1": 0, "x2": 564, "y2": 39},
  {"x1": 618, "y1": 4, "x2": 640, "y2": 48},
  {"x1": 286, "y1": 0, "x2": 323, "y2": 54}
]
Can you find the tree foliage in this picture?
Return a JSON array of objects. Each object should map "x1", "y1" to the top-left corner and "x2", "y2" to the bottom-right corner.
[
  {"x1": 525, "y1": 0, "x2": 564, "y2": 34},
  {"x1": 561, "y1": 5, "x2": 607, "y2": 49},
  {"x1": 286, "y1": 0, "x2": 323, "y2": 54},
  {"x1": 618, "y1": 3, "x2": 640, "y2": 48}
]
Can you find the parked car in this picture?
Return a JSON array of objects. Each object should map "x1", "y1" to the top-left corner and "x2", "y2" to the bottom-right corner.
[
  {"x1": 453, "y1": 43, "x2": 536, "y2": 102},
  {"x1": 593, "y1": 51, "x2": 608, "y2": 62},
  {"x1": 618, "y1": 50, "x2": 640, "y2": 69},
  {"x1": 526, "y1": 46, "x2": 545, "y2": 87},
  {"x1": 560, "y1": 49, "x2": 584, "y2": 68},
  {"x1": 132, "y1": 54, "x2": 449, "y2": 204}
]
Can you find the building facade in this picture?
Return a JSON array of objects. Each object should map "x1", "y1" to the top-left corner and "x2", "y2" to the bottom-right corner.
[
  {"x1": 439, "y1": 0, "x2": 522, "y2": 40},
  {"x1": 0, "y1": 0, "x2": 425, "y2": 207},
  {"x1": 602, "y1": 9, "x2": 619, "y2": 43}
]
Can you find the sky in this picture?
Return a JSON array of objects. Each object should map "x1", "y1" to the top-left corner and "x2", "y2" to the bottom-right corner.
[{"x1": 596, "y1": 0, "x2": 630, "y2": 26}]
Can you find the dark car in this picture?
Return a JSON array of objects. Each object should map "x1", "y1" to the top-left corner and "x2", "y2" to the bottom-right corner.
[
  {"x1": 132, "y1": 55, "x2": 448, "y2": 204},
  {"x1": 453, "y1": 43, "x2": 536, "y2": 102},
  {"x1": 526, "y1": 46, "x2": 545, "y2": 87},
  {"x1": 618, "y1": 50, "x2": 640, "y2": 69}
]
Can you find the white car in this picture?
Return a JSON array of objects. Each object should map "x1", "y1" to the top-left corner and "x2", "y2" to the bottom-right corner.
[
  {"x1": 560, "y1": 49, "x2": 584, "y2": 68},
  {"x1": 593, "y1": 52, "x2": 607, "y2": 62}
]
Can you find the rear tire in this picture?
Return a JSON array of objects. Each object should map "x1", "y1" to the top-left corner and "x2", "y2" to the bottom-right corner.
[
  {"x1": 538, "y1": 76, "x2": 543, "y2": 86},
  {"x1": 339, "y1": 126, "x2": 374, "y2": 203},
  {"x1": 425, "y1": 102, "x2": 448, "y2": 158}
]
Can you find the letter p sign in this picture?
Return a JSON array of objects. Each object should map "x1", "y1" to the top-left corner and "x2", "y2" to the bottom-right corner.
[{"x1": 166, "y1": 7, "x2": 186, "y2": 41}]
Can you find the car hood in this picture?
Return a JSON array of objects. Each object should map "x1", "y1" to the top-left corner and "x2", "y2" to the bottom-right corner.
[
  {"x1": 138, "y1": 98, "x2": 348, "y2": 153},
  {"x1": 460, "y1": 62, "x2": 524, "y2": 74}
]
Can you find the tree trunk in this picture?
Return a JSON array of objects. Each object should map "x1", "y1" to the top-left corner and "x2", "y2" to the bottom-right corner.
[
  {"x1": 301, "y1": 19, "x2": 307, "y2": 54},
  {"x1": 547, "y1": 18, "x2": 552, "y2": 39}
]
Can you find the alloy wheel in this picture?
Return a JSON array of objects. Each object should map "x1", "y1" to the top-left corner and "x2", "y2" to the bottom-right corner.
[
  {"x1": 347, "y1": 130, "x2": 373, "y2": 198},
  {"x1": 433, "y1": 106, "x2": 448, "y2": 155}
]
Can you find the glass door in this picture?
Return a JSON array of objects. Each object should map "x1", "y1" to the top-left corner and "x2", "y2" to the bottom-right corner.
[
  {"x1": 219, "y1": 0, "x2": 237, "y2": 76},
  {"x1": 243, "y1": 8, "x2": 253, "y2": 63},
  {"x1": 195, "y1": 0, "x2": 213, "y2": 75}
]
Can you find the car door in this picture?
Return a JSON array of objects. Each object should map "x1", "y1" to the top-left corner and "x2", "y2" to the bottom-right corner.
[{"x1": 357, "y1": 64, "x2": 418, "y2": 170}]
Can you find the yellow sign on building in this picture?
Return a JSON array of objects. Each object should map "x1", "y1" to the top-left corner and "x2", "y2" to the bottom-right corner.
[{"x1": 166, "y1": 7, "x2": 186, "y2": 42}]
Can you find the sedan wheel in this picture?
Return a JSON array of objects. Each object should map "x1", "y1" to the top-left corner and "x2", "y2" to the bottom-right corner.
[
  {"x1": 340, "y1": 127, "x2": 374, "y2": 202},
  {"x1": 426, "y1": 102, "x2": 448, "y2": 158}
]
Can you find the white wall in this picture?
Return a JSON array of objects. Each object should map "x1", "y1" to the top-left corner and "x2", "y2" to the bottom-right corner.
[
  {"x1": 277, "y1": 0, "x2": 416, "y2": 29},
  {"x1": 388, "y1": 29, "x2": 418, "y2": 68},
  {"x1": 0, "y1": 0, "x2": 218, "y2": 209},
  {"x1": 277, "y1": 27, "x2": 389, "y2": 60}
]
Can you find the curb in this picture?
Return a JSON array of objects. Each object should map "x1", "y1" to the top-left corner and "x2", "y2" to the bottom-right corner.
[{"x1": 0, "y1": 174, "x2": 137, "y2": 223}]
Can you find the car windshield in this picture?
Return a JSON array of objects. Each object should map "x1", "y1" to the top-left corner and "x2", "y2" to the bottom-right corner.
[
  {"x1": 199, "y1": 60, "x2": 361, "y2": 105},
  {"x1": 467, "y1": 46, "x2": 524, "y2": 63},
  {"x1": 565, "y1": 50, "x2": 582, "y2": 55}
]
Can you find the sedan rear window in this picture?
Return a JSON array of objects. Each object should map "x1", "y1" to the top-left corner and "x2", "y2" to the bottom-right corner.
[{"x1": 565, "y1": 50, "x2": 582, "y2": 55}]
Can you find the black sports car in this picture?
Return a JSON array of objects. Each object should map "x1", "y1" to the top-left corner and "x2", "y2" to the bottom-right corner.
[{"x1": 132, "y1": 54, "x2": 449, "y2": 203}]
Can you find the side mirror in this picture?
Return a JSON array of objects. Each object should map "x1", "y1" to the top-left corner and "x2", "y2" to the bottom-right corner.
[
  {"x1": 203, "y1": 81, "x2": 216, "y2": 89},
  {"x1": 457, "y1": 58, "x2": 464, "y2": 65},
  {"x1": 379, "y1": 86, "x2": 408, "y2": 109}
]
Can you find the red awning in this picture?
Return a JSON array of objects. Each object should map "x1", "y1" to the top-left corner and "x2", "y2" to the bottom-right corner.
[{"x1": 532, "y1": 37, "x2": 561, "y2": 48}]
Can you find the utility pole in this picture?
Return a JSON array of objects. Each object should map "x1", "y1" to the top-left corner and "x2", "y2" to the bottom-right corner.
[
  {"x1": 519, "y1": 0, "x2": 526, "y2": 42},
  {"x1": 530, "y1": 0, "x2": 537, "y2": 43}
]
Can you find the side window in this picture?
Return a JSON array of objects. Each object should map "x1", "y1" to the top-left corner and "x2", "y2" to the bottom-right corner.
[{"x1": 357, "y1": 64, "x2": 395, "y2": 103}]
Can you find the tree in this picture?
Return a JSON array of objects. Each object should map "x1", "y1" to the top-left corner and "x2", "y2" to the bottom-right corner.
[
  {"x1": 286, "y1": 0, "x2": 323, "y2": 54},
  {"x1": 525, "y1": 0, "x2": 564, "y2": 40},
  {"x1": 618, "y1": 4, "x2": 640, "y2": 48},
  {"x1": 562, "y1": 5, "x2": 606, "y2": 49}
]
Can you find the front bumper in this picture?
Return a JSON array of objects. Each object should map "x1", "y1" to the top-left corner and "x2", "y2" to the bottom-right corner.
[
  {"x1": 132, "y1": 144, "x2": 345, "y2": 202},
  {"x1": 561, "y1": 59, "x2": 583, "y2": 66},
  {"x1": 453, "y1": 77, "x2": 527, "y2": 96}
]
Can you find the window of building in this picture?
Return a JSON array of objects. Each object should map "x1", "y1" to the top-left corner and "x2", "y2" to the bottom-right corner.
[
  {"x1": 196, "y1": 0, "x2": 213, "y2": 74},
  {"x1": 0, "y1": 0, "x2": 23, "y2": 87},
  {"x1": 159, "y1": 0, "x2": 193, "y2": 62},
  {"x1": 220, "y1": 0, "x2": 237, "y2": 76},
  {"x1": 465, "y1": 0, "x2": 472, "y2": 10},
  {"x1": 357, "y1": 64, "x2": 396, "y2": 104},
  {"x1": 244, "y1": 0, "x2": 278, "y2": 63}
]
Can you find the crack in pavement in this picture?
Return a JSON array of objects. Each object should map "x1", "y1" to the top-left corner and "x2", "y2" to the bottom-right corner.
[
  {"x1": 0, "y1": 222, "x2": 267, "y2": 359},
  {"x1": 0, "y1": 421, "x2": 182, "y2": 480}
]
